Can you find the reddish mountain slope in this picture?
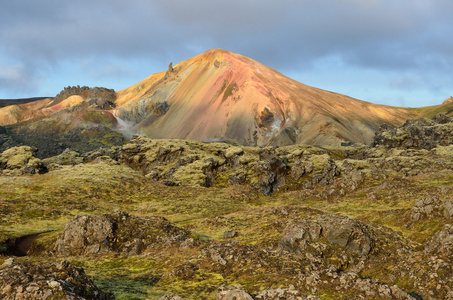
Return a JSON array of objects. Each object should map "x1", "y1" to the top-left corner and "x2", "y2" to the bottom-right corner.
[{"x1": 115, "y1": 49, "x2": 417, "y2": 146}]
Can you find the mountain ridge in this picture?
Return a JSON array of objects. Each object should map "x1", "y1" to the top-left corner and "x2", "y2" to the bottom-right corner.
[
  {"x1": 114, "y1": 49, "x2": 417, "y2": 146},
  {"x1": 1, "y1": 49, "x2": 452, "y2": 149}
]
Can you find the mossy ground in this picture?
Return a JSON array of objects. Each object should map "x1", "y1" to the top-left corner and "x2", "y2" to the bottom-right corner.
[{"x1": 1, "y1": 145, "x2": 453, "y2": 299}]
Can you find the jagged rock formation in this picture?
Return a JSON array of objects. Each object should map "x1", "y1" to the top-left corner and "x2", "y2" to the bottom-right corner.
[
  {"x1": 51, "y1": 86, "x2": 117, "y2": 110},
  {"x1": 0, "y1": 258, "x2": 113, "y2": 299},
  {"x1": 373, "y1": 114, "x2": 453, "y2": 149},
  {"x1": 120, "y1": 135, "x2": 289, "y2": 195},
  {"x1": 443, "y1": 96, "x2": 453, "y2": 105},
  {"x1": 53, "y1": 210, "x2": 191, "y2": 256}
]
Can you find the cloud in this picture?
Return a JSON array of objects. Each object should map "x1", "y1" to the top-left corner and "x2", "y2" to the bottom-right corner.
[
  {"x1": 0, "y1": 0, "x2": 452, "y2": 104},
  {"x1": 0, "y1": 59, "x2": 46, "y2": 96}
]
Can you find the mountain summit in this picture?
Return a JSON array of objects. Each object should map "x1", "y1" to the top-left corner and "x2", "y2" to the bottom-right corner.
[
  {"x1": 114, "y1": 49, "x2": 415, "y2": 146},
  {"x1": 3, "y1": 49, "x2": 451, "y2": 148}
]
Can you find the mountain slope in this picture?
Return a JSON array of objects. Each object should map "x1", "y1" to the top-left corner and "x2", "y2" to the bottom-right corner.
[{"x1": 115, "y1": 49, "x2": 417, "y2": 146}]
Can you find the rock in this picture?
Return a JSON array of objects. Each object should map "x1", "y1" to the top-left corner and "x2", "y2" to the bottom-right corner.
[
  {"x1": 1, "y1": 258, "x2": 15, "y2": 267},
  {"x1": 373, "y1": 114, "x2": 453, "y2": 150},
  {"x1": 442, "y1": 96, "x2": 453, "y2": 105},
  {"x1": 443, "y1": 201, "x2": 453, "y2": 219},
  {"x1": 42, "y1": 148, "x2": 84, "y2": 165},
  {"x1": 0, "y1": 146, "x2": 48, "y2": 174},
  {"x1": 155, "y1": 296, "x2": 186, "y2": 300},
  {"x1": 0, "y1": 259, "x2": 113, "y2": 299},
  {"x1": 53, "y1": 210, "x2": 191, "y2": 256},
  {"x1": 411, "y1": 197, "x2": 444, "y2": 221},
  {"x1": 84, "y1": 146, "x2": 122, "y2": 162},
  {"x1": 279, "y1": 219, "x2": 322, "y2": 256},
  {"x1": 168, "y1": 262, "x2": 199, "y2": 280},
  {"x1": 290, "y1": 159, "x2": 314, "y2": 180},
  {"x1": 257, "y1": 149, "x2": 288, "y2": 195},
  {"x1": 223, "y1": 231, "x2": 238, "y2": 239},
  {"x1": 280, "y1": 214, "x2": 376, "y2": 256},
  {"x1": 425, "y1": 224, "x2": 453, "y2": 258},
  {"x1": 317, "y1": 215, "x2": 376, "y2": 256},
  {"x1": 254, "y1": 286, "x2": 320, "y2": 300},
  {"x1": 217, "y1": 285, "x2": 254, "y2": 300}
]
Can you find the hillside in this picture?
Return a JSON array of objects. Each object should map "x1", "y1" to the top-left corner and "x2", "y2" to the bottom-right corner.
[
  {"x1": 1, "y1": 50, "x2": 453, "y2": 153},
  {"x1": 115, "y1": 49, "x2": 418, "y2": 146}
]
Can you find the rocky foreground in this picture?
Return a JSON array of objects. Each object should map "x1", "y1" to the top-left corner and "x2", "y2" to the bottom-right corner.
[{"x1": 1, "y1": 115, "x2": 453, "y2": 299}]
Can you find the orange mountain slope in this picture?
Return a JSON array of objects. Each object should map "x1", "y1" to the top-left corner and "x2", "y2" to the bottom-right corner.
[
  {"x1": 3, "y1": 49, "x2": 447, "y2": 147},
  {"x1": 115, "y1": 49, "x2": 417, "y2": 146}
]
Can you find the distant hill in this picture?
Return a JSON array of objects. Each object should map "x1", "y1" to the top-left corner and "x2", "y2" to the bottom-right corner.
[{"x1": 0, "y1": 97, "x2": 52, "y2": 108}]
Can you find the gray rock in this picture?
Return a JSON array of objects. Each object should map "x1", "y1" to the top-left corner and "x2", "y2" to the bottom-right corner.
[
  {"x1": 425, "y1": 224, "x2": 453, "y2": 257},
  {"x1": 279, "y1": 219, "x2": 322, "y2": 255},
  {"x1": 154, "y1": 295, "x2": 186, "y2": 300},
  {"x1": 373, "y1": 114, "x2": 453, "y2": 150},
  {"x1": 0, "y1": 259, "x2": 113, "y2": 299},
  {"x1": 443, "y1": 201, "x2": 453, "y2": 219},
  {"x1": 317, "y1": 215, "x2": 376, "y2": 256},
  {"x1": 280, "y1": 214, "x2": 376, "y2": 256},
  {"x1": 223, "y1": 230, "x2": 238, "y2": 239},
  {"x1": 411, "y1": 197, "x2": 443, "y2": 221},
  {"x1": 217, "y1": 285, "x2": 254, "y2": 300},
  {"x1": 53, "y1": 210, "x2": 191, "y2": 256}
]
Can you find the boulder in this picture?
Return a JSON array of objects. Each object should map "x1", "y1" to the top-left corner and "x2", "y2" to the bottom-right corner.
[
  {"x1": 0, "y1": 146, "x2": 48, "y2": 174},
  {"x1": 53, "y1": 210, "x2": 192, "y2": 256},
  {"x1": 255, "y1": 286, "x2": 320, "y2": 300},
  {"x1": 222, "y1": 230, "x2": 238, "y2": 239},
  {"x1": 217, "y1": 285, "x2": 254, "y2": 300},
  {"x1": 280, "y1": 214, "x2": 376, "y2": 256},
  {"x1": 42, "y1": 148, "x2": 84, "y2": 165},
  {"x1": 279, "y1": 219, "x2": 322, "y2": 256},
  {"x1": 0, "y1": 258, "x2": 113, "y2": 299},
  {"x1": 444, "y1": 201, "x2": 453, "y2": 219},
  {"x1": 155, "y1": 295, "x2": 186, "y2": 300},
  {"x1": 411, "y1": 197, "x2": 443, "y2": 221},
  {"x1": 425, "y1": 224, "x2": 453, "y2": 258}
]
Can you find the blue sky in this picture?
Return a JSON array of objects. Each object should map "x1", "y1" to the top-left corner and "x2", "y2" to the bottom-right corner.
[{"x1": 0, "y1": 0, "x2": 452, "y2": 107}]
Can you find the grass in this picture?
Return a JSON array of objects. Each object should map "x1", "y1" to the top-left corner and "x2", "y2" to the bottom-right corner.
[{"x1": 1, "y1": 141, "x2": 453, "y2": 299}]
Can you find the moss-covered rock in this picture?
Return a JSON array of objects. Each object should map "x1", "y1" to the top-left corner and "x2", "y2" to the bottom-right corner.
[
  {"x1": 0, "y1": 146, "x2": 48, "y2": 174},
  {"x1": 0, "y1": 259, "x2": 114, "y2": 299},
  {"x1": 53, "y1": 210, "x2": 192, "y2": 257}
]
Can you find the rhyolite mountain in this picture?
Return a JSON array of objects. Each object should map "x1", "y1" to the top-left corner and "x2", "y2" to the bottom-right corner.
[
  {"x1": 114, "y1": 49, "x2": 417, "y2": 146},
  {"x1": 1, "y1": 49, "x2": 453, "y2": 153}
]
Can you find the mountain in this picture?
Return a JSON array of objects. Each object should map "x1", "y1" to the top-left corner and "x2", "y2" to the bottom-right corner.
[
  {"x1": 114, "y1": 49, "x2": 417, "y2": 146},
  {"x1": 1, "y1": 49, "x2": 453, "y2": 152}
]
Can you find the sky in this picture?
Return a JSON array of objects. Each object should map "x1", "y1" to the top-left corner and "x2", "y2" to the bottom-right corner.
[{"x1": 0, "y1": 1, "x2": 452, "y2": 107}]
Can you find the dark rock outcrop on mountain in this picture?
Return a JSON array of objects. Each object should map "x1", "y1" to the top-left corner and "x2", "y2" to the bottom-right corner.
[
  {"x1": 53, "y1": 210, "x2": 192, "y2": 256},
  {"x1": 0, "y1": 258, "x2": 114, "y2": 299},
  {"x1": 52, "y1": 86, "x2": 116, "y2": 109},
  {"x1": 373, "y1": 114, "x2": 453, "y2": 149}
]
